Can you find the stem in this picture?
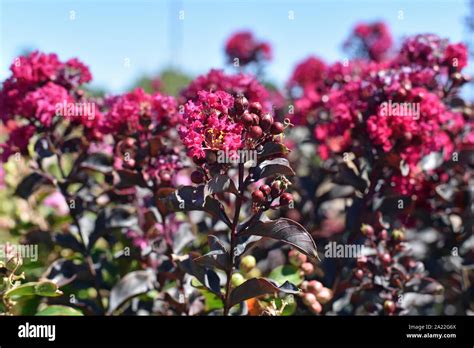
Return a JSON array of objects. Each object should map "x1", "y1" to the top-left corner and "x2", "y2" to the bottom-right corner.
[
  {"x1": 52, "y1": 148, "x2": 106, "y2": 314},
  {"x1": 70, "y1": 206, "x2": 106, "y2": 314},
  {"x1": 223, "y1": 163, "x2": 244, "y2": 316}
]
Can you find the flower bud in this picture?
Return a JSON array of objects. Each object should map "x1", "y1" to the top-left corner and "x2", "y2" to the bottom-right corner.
[
  {"x1": 242, "y1": 111, "x2": 253, "y2": 127},
  {"x1": 307, "y1": 280, "x2": 323, "y2": 294},
  {"x1": 289, "y1": 249, "x2": 307, "y2": 267},
  {"x1": 380, "y1": 253, "x2": 392, "y2": 265},
  {"x1": 279, "y1": 192, "x2": 293, "y2": 206},
  {"x1": 249, "y1": 126, "x2": 263, "y2": 139},
  {"x1": 316, "y1": 287, "x2": 333, "y2": 304},
  {"x1": 252, "y1": 190, "x2": 265, "y2": 204},
  {"x1": 159, "y1": 171, "x2": 171, "y2": 183},
  {"x1": 392, "y1": 229, "x2": 404, "y2": 242},
  {"x1": 191, "y1": 170, "x2": 205, "y2": 184},
  {"x1": 354, "y1": 268, "x2": 364, "y2": 280},
  {"x1": 246, "y1": 267, "x2": 261, "y2": 278},
  {"x1": 302, "y1": 292, "x2": 317, "y2": 306},
  {"x1": 271, "y1": 181, "x2": 282, "y2": 198},
  {"x1": 361, "y1": 224, "x2": 374, "y2": 237},
  {"x1": 240, "y1": 255, "x2": 257, "y2": 272},
  {"x1": 301, "y1": 262, "x2": 314, "y2": 276},
  {"x1": 231, "y1": 273, "x2": 245, "y2": 287},
  {"x1": 259, "y1": 184, "x2": 271, "y2": 196},
  {"x1": 234, "y1": 95, "x2": 249, "y2": 115},
  {"x1": 310, "y1": 300, "x2": 322, "y2": 314},
  {"x1": 248, "y1": 102, "x2": 263, "y2": 116},
  {"x1": 259, "y1": 113, "x2": 273, "y2": 130},
  {"x1": 270, "y1": 121, "x2": 284, "y2": 135},
  {"x1": 252, "y1": 114, "x2": 260, "y2": 125},
  {"x1": 383, "y1": 300, "x2": 396, "y2": 314}
]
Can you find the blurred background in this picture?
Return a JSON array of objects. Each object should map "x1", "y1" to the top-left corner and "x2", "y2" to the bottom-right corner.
[{"x1": 0, "y1": 0, "x2": 473, "y2": 95}]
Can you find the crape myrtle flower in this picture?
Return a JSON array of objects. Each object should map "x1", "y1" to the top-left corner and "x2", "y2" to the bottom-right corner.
[
  {"x1": 179, "y1": 89, "x2": 287, "y2": 164},
  {"x1": 105, "y1": 88, "x2": 183, "y2": 187},
  {"x1": 285, "y1": 29, "x2": 472, "y2": 200},
  {"x1": 344, "y1": 22, "x2": 393, "y2": 62},
  {"x1": 102, "y1": 88, "x2": 180, "y2": 136},
  {"x1": 0, "y1": 51, "x2": 100, "y2": 160},
  {"x1": 19, "y1": 82, "x2": 72, "y2": 127},
  {"x1": 287, "y1": 56, "x2": 327, "y2": 90},
  {"x1": 178, "y1": 90, "x2": 244, "y2": 160},
  {"x1": 225, "y1": 31, "x2": 272, "y2": 66},
  {"x1": 180, "y1": 69, "x2": 271, "y2": 111},
  {"x1": 0, "y1": 122, "x2": 36, "y2": 161}
]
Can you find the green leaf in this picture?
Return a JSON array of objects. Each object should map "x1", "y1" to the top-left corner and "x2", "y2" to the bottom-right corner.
[
  {"x1": 202, "y1": 290, "x2": 224, "y2": 312},
  {"x1": 36, "y1": 305, "x2": 83, "y2": 316},
  {"x1": 5, "y1": 281, "x2": 62, "y2": 300},
  {"x1": 268, "y1": 265, "x2": 303, "y2": 286}
]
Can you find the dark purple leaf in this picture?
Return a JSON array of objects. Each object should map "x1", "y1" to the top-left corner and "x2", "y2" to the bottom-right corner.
[
  {"x1": 206, "y1": 174, "x2": 238, "y2": 195},
  {"x1": 250, "y1": 158, "x2": 295, "y2": 181},
  {"x1": 34, "y1": 138, "x2": 54, "y2": 158},
  {"x1": 177, "y1": 255, "x2": 221, "y2": 295},
  {"x1": 53, "y1": 232, "x2": 85, "y2": 253},
  {"x1": 160, "y1": 185, "x2": 231, "y2": 226},
  {"x1": 228, "y1": 278, "x2": 299, "y2": 308},
  {"x1": 257, "y1": 142, "x2": 290, "y2": 160},
  {"x1": 41, "y1": 259, "x2": 87, "y2": 287},
  {"x1": 115, "y1": 169, "x2": 147, "y2": 188},
  {"x1": 334, "y1": 162, "x2": 368, "y2": 193},
  {"x1": 239, "y1": 218, "x2": 318, "y2": 259},
  {"x1": 234, "y1": 235, "x2": 262, "y2": 257},
  {"x1": 88, "y1": 206, "x2": 137, "y2": 252},
  {"x1": 107, "y1": 270, "x2": 156, "y2": 314},
  {"x1": 15, "y1": 172, "x2": 51, "y2": 199},
  {"x1": 80, "y1": 153, "x2": 113, "y2": 174},
  {"x1": 194, "y1": 235, "x2": 229, "y2": 270}
]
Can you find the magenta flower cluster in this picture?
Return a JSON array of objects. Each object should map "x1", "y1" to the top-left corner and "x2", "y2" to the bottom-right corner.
[
  {"x1": 178, "y1": 90, "x2": 244, "y2": 160},
  {"x1": 225, "y1": 31, "x2": 272, "y2": 66},
  {"x1": 288, "y1": 27, "x2": 472, "y2": 198}
]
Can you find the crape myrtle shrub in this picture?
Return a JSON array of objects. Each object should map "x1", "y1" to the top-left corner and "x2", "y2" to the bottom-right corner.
[{"x1": 0, "y1": 24, "x2": 472, "y2": 316}]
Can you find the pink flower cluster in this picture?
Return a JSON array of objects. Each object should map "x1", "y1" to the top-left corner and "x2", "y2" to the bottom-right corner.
[
  {"x1": 178, "y1": 90, "x2": 244, "y2": 159},
  {"x1": 344, "y1": 22, "x2": 393, "y2": 62},
  {"x1": 396, "y1": 34, "x2": 468, "y2": 72},
  {"x1": 288, "y1": 56, "x2": 327, "y2": 90},
  {"x1": 288, "y1": 26, "x2": 472, "y2": 198},
  {"x1": 105, "y1": 89, "x2": 183, "y2": 187},
  {"x1": 0, "y1": 51, "x2": 99, "y2": 160},
  {"x1": 225, "y1": 31, "x2": 272, "y2": 66},
  {"x1": 180, "y1": 69, "x2": 270, "y2": 110},
  {"x1": 103, "y1": 88, "x2": 179, "y2": 136}
]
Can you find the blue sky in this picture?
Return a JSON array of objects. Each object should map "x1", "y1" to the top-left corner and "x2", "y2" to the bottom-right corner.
[{"x1": 0, "y1": 0, "x2": 471, "y2": 93}]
